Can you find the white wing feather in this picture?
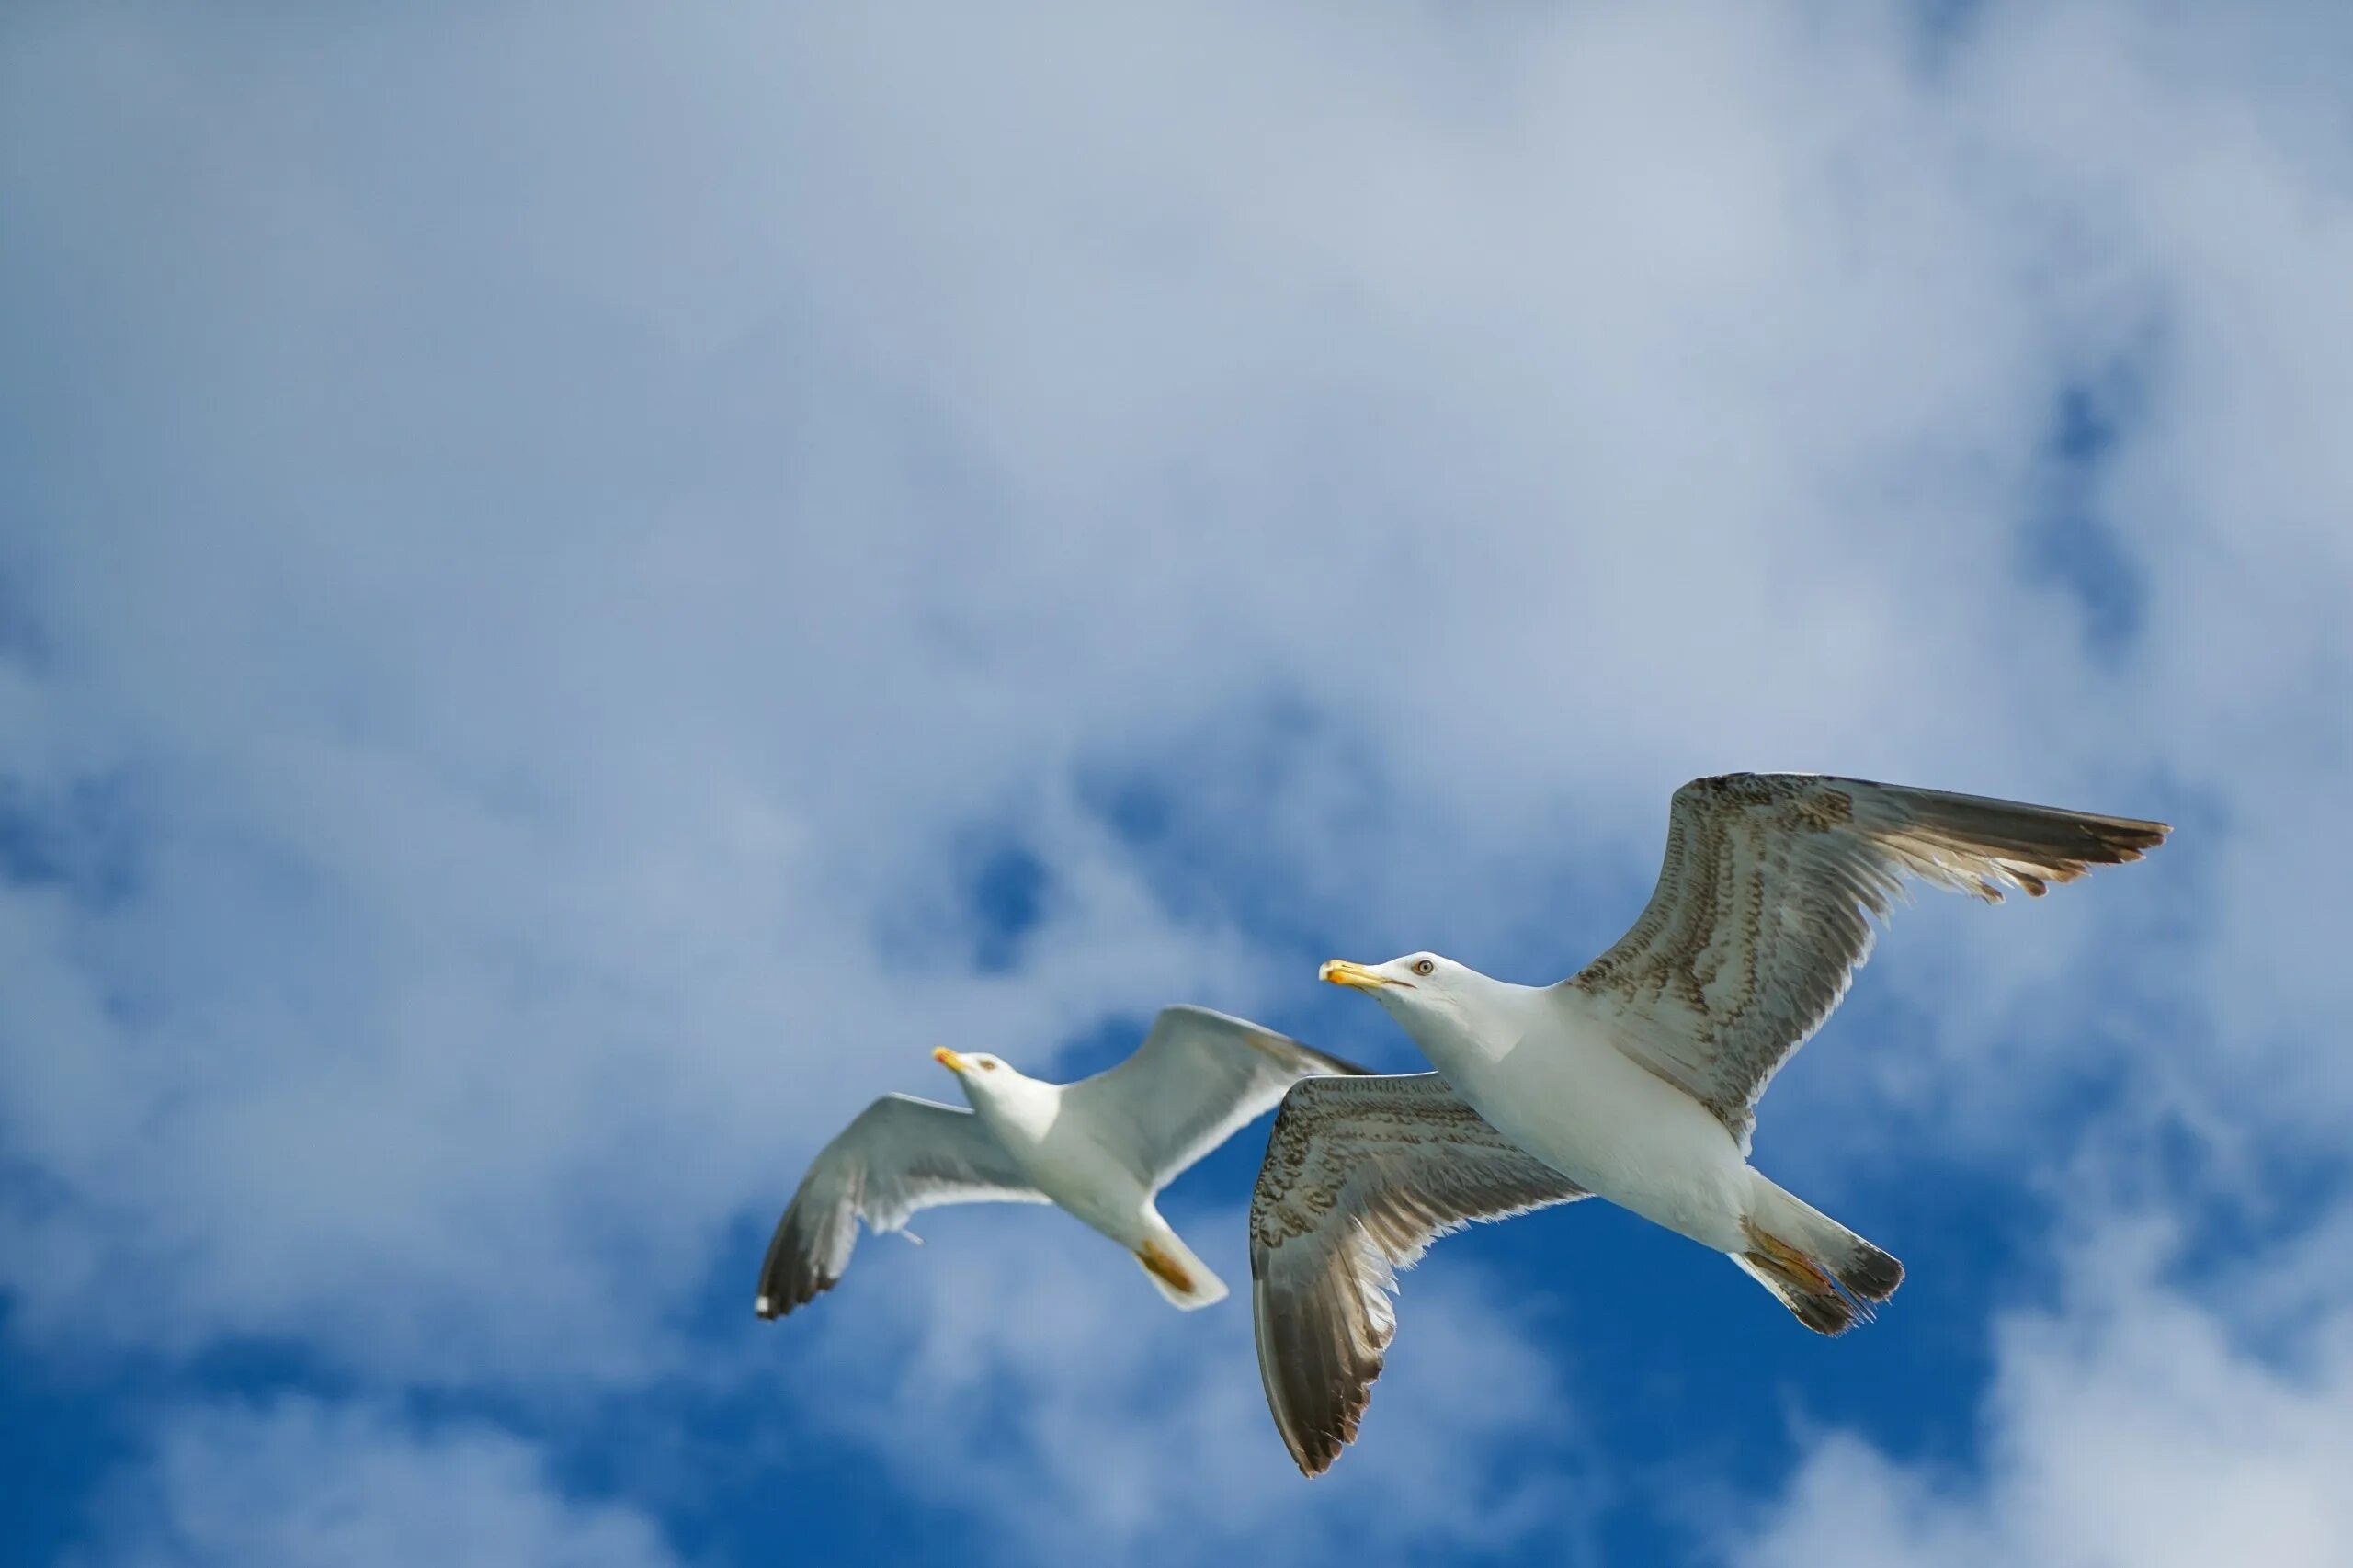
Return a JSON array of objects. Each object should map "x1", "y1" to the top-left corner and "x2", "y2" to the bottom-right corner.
[
  {"x1": 754, "y1": 1094, "x2": 1047, "y2": 1318},
  {"x1": 1062, "y1": 1005, "x2": 1368, "y2": 1189}
]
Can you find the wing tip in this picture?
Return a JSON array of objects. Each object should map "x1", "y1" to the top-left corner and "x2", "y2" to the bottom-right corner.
[
  {"x1": 752, "y1": 1276, "x2": 824, "y2": 1321},
  {"x1": 753, "y1": 1231, "x2": 846, "y2": 1322},
  {"x1": 2070, "y1": 813, "x2": 2170, "y2": 858},
  {"x1": 1713, "y1": 773, "x2": 2174, "y2": 849},
  {"x1": 1289, "y1": 1434, "x2": 1341, "y2": 1478},
  {"x1": 1280, "y1": 1381, "x2": 1373, "y2": 1477},
  {"x1": 1256, "y1": 1252, "x2": 1383, "y2": 1480},
  {"x1": 753, "y1": 1269, "x2": 841, "y2": 1321},
  {"x1": 1897, "y1": 791, "x2": 2170, "y2": 896},
  {"x1": 2025, "y1": 814, "x2": 2171, "y2": 885},
  {"x1": 1232, "y1": 1021, "x2": 1374, "y2": 1079},
  {"x1": 1292, "y1": 1040, "x2": 1376, "y2": 1077}
]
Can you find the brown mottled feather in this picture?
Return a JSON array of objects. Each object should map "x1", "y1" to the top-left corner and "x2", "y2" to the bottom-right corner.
[
  {"x1": 1248, "y1": 1074, "x2": 1587, "y2": 1476},
  {"x1": 1568, "y1": 773, "x2": 2168, "y2": 1149}
]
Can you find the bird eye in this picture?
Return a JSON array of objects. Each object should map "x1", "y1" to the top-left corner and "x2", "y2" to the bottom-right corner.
[
  {"x1": 1413, "y1": 958, "x2": 1436, "y2": 977},
  {"x1": 979, "y1": 1059, "x2": 999, "y2": 1071}
]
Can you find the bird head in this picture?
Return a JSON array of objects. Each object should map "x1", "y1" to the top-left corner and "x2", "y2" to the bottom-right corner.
[
  {"x1": 1318, "y1": 951, "x2": 1477, "y2": 1028},
  {"x1": 931, "y1": 1046, "x2": 1027, "y2": 1107}
]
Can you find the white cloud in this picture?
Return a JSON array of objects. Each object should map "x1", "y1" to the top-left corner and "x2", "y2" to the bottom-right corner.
[
  {"x1": 0, "y1": 6, "x2": 2347, "y2": 1533},
  {"x1": 1733, "y1": 1207, "x2": 2353, "y2": 1568},
  {"x1": 75, "y1": 1398, "x2": 679, "y2": 1568},
  {"x1": 783, "y1": 1204, "x2": 1596, "y2": 1564}
]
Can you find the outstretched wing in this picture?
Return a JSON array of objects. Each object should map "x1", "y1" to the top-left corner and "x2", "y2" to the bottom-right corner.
[
  {"x1": 1063, "y1": 1004, "x2": 1370, "y2": 1190},
  {"x1": 1248, "y1": 1073, "x2": 1587, "y2": 1477},
  {"x1": 1567, "y1": 772, "x2": 2168, "y2": 1149},
  {"x1": 754, "y1": 1094, "x2": 1048, "y2": 1319}
]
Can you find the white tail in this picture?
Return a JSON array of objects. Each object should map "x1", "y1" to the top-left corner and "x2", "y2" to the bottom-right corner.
[
  {"x1": 1135, "y1": 1224, "x2": 1229, "y2": 1311},
  {"x1": 1735, "y1": 1174, "x2": 1904, "y2": 1335}
]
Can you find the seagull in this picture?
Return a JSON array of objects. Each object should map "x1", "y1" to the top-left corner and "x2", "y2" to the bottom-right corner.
[
  {"x1": 756, "y1": 1006, "x2": 1368, "y2": 1318},
  {"x1": 1251, "y1": 772, "x2": 2168, "y2": 1475}
]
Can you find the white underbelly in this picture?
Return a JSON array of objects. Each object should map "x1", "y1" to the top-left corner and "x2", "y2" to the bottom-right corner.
[
  {"x1": 1008, "y1": 1125, "x2": 1152, "y2": 1245},
  {"x1": 1448, "y1": 1034, "x2": 1752, "y2": 1253}
]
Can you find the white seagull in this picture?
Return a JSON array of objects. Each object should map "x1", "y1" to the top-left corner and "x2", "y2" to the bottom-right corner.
[
  {"x1": 756, "y1": 1006, "x2": 1367, "y2": 1317},
  {"x1": 1251, "y1": 772, "x2": 2168, "y2": 1474}
]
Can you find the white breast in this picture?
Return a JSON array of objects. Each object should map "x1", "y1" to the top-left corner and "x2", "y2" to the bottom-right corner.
[
  {"x1": 1415, "y1": 990, "x2": 1752, "y2": 1253},
  {"x1": 973, "y1": 1084, "x2": 1153, "y2": 1243}
]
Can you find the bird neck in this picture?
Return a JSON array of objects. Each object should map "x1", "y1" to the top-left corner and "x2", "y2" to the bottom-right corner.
[
  {"x1": 967, "y1": 1075, "x2": 1060, "y2": 1146},
  {"x1": 1393, "y1": 974, "x2": 1540, "y2": 1071}
]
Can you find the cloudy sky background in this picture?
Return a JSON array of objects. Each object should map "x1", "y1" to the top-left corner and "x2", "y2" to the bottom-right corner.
[{"x1": 6, "y1": 1, "x2": 2353, "y2": 1562}]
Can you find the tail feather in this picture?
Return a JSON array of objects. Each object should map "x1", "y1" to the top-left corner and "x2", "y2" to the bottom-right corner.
[
  {"x1": 1136, "y1": 1228, "x2": 1229, "y2": 1311},
  {"x1": 1738, "y1": 1176, "x2": 1903, "y2": 1336},
  {"x1": 1732, "y1": 1250, "x2": 1861, "y2": 1335}
]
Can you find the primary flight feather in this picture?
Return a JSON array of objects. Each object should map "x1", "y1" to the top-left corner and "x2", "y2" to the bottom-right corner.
[{"x1": 1252, "y1": 772, "x2": 2167, "y2": 1475}]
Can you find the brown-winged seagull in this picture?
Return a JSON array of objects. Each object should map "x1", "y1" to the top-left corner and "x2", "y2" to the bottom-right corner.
[{"x1": 1251, "y1": 772, "x2": 2168, "y2": 1474}]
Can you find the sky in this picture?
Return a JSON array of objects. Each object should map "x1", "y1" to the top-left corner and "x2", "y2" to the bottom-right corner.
[{"x1": 5, "y1": 1, "x2": 2353, "y2": 1563}]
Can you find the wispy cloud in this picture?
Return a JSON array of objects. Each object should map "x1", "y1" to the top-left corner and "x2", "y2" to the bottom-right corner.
[
  {"x1": 1733, "y1": 1201, "x2": 2353, "y2": 1568},
  {"x1": 72, "y1": 1399, "x2": 679, "y2": 1568},
  {"x1": 3, "y1": 1, "x2": 2351, "y2": 1562},
  {"x1": 795, "y1": 1206, "x2": 1596, "y2": 1563}
]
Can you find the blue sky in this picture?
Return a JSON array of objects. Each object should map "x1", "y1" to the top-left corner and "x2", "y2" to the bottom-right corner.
[{"x1": 6, "y1": 2, "x2": 2353, "y2": 1564}]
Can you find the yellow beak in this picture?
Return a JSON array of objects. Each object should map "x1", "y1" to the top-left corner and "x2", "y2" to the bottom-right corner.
[
  {"x1": 1320, "y1": 959, "x2": 1401, "y2": 991},
  {"x1": 933, "y1": 1046, "x2": 970, "y2": 1073}
]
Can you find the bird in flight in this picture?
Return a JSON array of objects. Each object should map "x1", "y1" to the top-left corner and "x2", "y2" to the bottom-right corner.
[
  {"x1": 1250, "y1": 772, "x2": 2167, "y2": 1475},
  {"x1": 756, "y1": 1006, "x2": 1366, "y2": 1318}
]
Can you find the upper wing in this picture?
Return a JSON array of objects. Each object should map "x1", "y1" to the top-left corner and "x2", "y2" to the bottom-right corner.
[
  {"x1": 1566, "y1": 772, "x2": 2168, "y2": 1150},
  {"x1": 1248, "y1": 1073, "x2": 1588, "y2": 1477},
  {"x1": 1062, "y1": 1004, "x2": 1370, "y2": 1190},
  {"x1": 754, "y1": 1094, "x2": 1049, "y2": 1319}
]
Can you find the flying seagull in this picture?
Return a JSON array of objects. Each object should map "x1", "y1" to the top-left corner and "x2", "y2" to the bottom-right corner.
[
  {"x1": 1252, "y1": 772, "x2": 2167, "y2": 1475},
  {"x1": 756, "y1": 1006, "x2": 1367, "y2": 1318}
]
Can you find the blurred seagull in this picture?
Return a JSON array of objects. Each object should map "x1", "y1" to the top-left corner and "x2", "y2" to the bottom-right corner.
[
  {"x1": 756, "y1": 1006, "x2": 1367, "y2": 1317},
  {"x1": 1252, "y1": 773, "x2": 2168, "y2": 1475}
]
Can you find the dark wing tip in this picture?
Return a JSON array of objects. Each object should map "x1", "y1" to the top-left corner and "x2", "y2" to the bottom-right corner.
[
  {"x1": 1282, "y1": 1367, "x2": 1376, "y2": 1477},
  {"x1": 1892, "y1": 787, "x2": 2172, "y2": 883},
  {"x1": 1290, "y1": 1040, "x2": 1376, "y2": 1077},
  {"x1": 1271, "y1": 1372, "x2": 1370, "y2": 1477},
  {"x1": 753, "y1": 1268, "x2": 838, "y2": 1321},
  {"x1": 2098, "y1": 819, "x2": 2171, "y2": 857},
  {"x1": 2040, "y1": 815, "x2": 2172, "y2": 880},
  {"x1": 1245, "y1": 1027, "x2": 1374, "y2": 1078},
  {"x1": 752, "y1": 1260, "x2": 838, "y2": 1321},
  {"x1": 1257, "y1": 1249, "x2": 1386, "y2": 1479},
  {"x1": 2064, "y1": 812, "x2": 2169, "y2": 862},
  {"x1": 754, "y1": 1189, "x2": 851, "y2": 1324}
]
